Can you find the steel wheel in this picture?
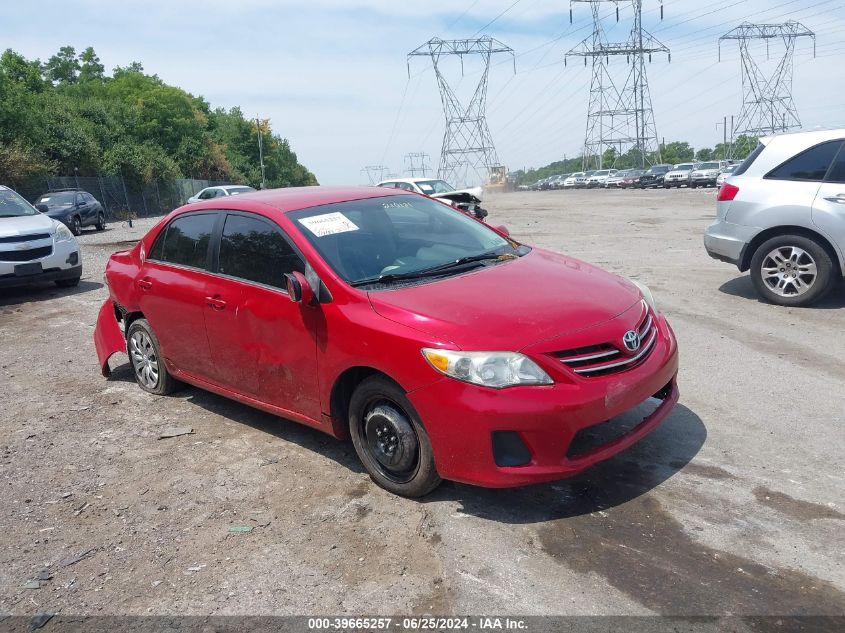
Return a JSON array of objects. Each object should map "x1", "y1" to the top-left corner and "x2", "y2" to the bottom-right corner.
[
  {"x1": 760, "y1": 246, "x2": 817, "y2": 298},
  {"x1": 129, "y1": 330, "x2": 160, "y2": 389},
  {"x1": 362, "y1": 400, "x2": 420, "y2": 484}
]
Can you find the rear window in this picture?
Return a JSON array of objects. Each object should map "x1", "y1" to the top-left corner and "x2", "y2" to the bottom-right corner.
[
  {"x1": 149, "y1": 213, "x2": 215, "y2": 269},
  {"x1": 732, "y1": 143, "x2": 765, "y2": 177},
  {"x1": 765, "y1": 140, "x2": 843, "y2": 182}
]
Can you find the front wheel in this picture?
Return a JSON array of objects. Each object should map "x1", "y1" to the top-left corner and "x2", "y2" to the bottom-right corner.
[
  {"x1": 69, "y1": 215, "x2": 82, "y2": 236},
  {"x1": 349, "y1": 375, "x2": 441, "y2": 498},
  {"x1": 750, "y1": 235, "x2": 835, "y2": 307}
]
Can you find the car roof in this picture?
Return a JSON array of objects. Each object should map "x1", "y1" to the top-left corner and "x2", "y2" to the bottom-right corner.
[
  {"x1": 377, "y1": 177, "x2": 441, "y2": 185},
  {"x1": 183, "y1": 186, "x2": 407, "y2": 214}
]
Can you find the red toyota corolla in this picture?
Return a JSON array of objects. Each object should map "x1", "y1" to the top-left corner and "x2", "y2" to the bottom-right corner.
[{"x1": 94, "y1": 186, "x2": 679, "y2": 497}]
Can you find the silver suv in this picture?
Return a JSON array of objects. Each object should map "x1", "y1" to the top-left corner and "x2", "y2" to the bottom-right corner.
[{"x1": 704, "y1": 129, "x2": 845, "y2": 306}]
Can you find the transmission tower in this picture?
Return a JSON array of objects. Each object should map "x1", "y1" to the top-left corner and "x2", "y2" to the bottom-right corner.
[
  {"x1": 719, "y1": 22, "x2": 815, "y2": 138},
  {"x1": 566, "y1": 1, "x2": 669, "y2": 170},
  {"x1": 408, "y1": 37, "x2": 515, "y2": 188},
  {"x1": 404, "y1": 152, "x2": 433, "y2": 178},
  {"x1": 360, "y1": 165, "x2": 389, "y2": 185}
]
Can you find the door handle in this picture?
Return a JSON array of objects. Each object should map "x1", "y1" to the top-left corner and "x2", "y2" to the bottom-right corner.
[
  {"x1": 138, "y1": 279, "x2": 153, "y2": 290},
  {"x1": 823, "y1": 194, "x2": 845, "y2": 204},
  {"x1": 205, "y1": 296, "x2": 227, "y2": 310}
]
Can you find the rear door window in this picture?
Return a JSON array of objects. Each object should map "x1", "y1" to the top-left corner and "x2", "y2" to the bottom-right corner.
[
  {"x1": 765, "y1": 140, "x2": 843, "y2": 182},
  {"x1": 217, "y1": 213, "x2": 304, "y2": 289},
  {"x1": 825, "y1": 144, "x2": 845, "y2": 184},
  {"x1": 150, "y1": 213, "x2": 216, "y2": 269}
]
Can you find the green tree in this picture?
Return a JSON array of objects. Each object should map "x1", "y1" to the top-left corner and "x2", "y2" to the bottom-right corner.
[
  {"x1": 78, "y1": 47, "x2": 105, "y2": 82},
  {"x1": 696, "y1": 148, "x2": 713, "y2": 161},
  {"x1": 44, "y1": 46, "x2": 80, "y2": 84}
]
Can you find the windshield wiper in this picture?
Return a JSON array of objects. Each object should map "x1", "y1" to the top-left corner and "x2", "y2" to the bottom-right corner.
[{"x1": 349, "y1": 251, "x2": 514, "y2": 288}]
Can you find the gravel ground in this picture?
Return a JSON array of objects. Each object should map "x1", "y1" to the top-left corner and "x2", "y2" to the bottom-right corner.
[{"x1": 0, "y1": 188, "x2": 843, "y2": 618}]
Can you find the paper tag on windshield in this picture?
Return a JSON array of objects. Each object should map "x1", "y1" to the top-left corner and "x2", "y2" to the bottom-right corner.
[{"x1": 298, "y1": 212, "x2": 359, "y2": 237}]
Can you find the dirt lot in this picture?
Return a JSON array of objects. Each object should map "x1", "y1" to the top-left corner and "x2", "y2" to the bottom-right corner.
[{"x1": 1, "y1": 188, "x2": 843, "y2": 618}]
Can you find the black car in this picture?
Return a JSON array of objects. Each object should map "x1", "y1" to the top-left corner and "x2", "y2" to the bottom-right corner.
[
  {"x1": 637, "y1": 165, "x2": 673, "y2": 189},
  {"x1": 34, "y1": 189, "x2": 105, "y2": 235}
]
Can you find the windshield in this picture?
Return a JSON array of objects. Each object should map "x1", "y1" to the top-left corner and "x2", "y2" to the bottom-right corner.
[
  {"x1": 226, "y1": 186, "x2": 256, "y2": 195},
  {"x1": 648, "y1": 166, "x2": 669, "y2": 174},
  {"x1": 0, "y1": 189, "x2": 38, "y2": 217},
  {"x1": 627, "y1": 171, "x2": 644, "y2": 177},
  {"x1": 571, "y1": 172, "x2": 585, "y2": 178},
  {"x1": 36, "y1": 191, "x2": 76, "y2": 206},
  {"x1": 415, "y1": 180, "x2": 455, "y2": 195},
  {"x1": 699, "y1": 162, "x2": 720, "y2": 170},
  {"x1": 675, "y1": 165, "x2": 694, "y2": 171},
  {"x1": 594, "y1": 170, "x2": 609, "y2": 176},
  {"x1": 289, "y1": 195, "x2": 520, "y2": 288}
]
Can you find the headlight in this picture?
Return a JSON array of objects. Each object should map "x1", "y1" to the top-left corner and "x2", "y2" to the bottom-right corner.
[
  {"x1": 630, "y1": 279, "x2": 657, "y2": 312},
  {"x1": 54, "y1": 223, "x2": 75, "y2": 243},
  {"x1": 421, "y1": 349, "x2": 553, "y2": 389}
]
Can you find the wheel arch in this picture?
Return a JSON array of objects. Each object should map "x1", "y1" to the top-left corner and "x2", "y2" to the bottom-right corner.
[
  {"x1": 329, "y1": 366, "x2": 406, "y2": 437},
  {"x1": 741, "y1": 225, "x2": 843, "y2": 277}
]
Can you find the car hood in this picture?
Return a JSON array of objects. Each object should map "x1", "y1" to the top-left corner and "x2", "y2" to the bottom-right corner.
[
  {"x1": 430, "y1": 186, "x2": 483, "y2": 202},
  {"x1": 0, "y1": 213, "x2": 57, "y2": 238},
  {"x1": 693, "y1": 169, "x2": 720, "y2": 176},
  {"x1": 367, "y1": 248, "x2": 641, "y2": 350}
]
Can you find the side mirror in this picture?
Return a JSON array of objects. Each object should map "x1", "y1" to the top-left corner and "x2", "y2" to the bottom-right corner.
[
  {"x1": 36, "y1": 204, "x2": 49, "y2": 213},
  {"x1": 495, "y1": 225, "x2": 510, "y2": 237},
  {"x1": 284, "y1": 271, "x2": 314, "y2": 305}
]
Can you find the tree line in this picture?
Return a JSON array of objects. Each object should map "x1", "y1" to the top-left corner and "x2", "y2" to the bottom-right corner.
[
  {"x1": 0, "y1": 46, "x2": 318, "y2": 190},
  {"x1": 513, "y1": 136, "x2": 758, "y2": 185}
]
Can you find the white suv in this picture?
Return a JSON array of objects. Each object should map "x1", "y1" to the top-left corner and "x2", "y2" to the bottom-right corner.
[
  {"x1": 704, "y1": 129, "x2": 845, "y2": 306},
  {"x1": 0, "y1": 186, "x2": 82, "y2": 289},
  {"x1": 663, "y1": 163, "x2": 698, "y2": 188}
]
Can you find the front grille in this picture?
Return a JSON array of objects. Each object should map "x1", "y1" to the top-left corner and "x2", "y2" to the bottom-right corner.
[
  {"x1": 552, "y1": 308, "x2": 657, "y2": 377},
  {"x1": 0, "y1": 233, "x2": 51, "y2": 244},
  {"x1": 0, "y1": 245, "x2": 53, "y2": 262}
]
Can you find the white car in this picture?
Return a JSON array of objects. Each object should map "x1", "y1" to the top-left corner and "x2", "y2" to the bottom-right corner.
[
  {"x1": 186, "y1": 185, "x2": 257, "y2": 204},
  {"x1": 376, "y1": 178, "x2": 487, "y2": 219},
  {"x1": 563, "y1": 172, "x2": 587, "y2": 188},
  {"x1": 0, "y1": 185, "x2": 82, "y2": 289},
  {"x1": 663, "y1": 163, "x2": 698, "y2": 188},
  {"x1": 586, "y1": 169, "x2": 617, "y2": 188},
  {"x1": 604, "y1": 169, "x2": 631, "y2": 188},
  {"x1": 715, "y1": 164, "x2": 738, "y2": 187}
]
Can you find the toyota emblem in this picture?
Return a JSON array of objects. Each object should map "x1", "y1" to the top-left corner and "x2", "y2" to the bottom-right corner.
[{"x1": 622, "y1": 330, "x2": 641, "y2": 352}]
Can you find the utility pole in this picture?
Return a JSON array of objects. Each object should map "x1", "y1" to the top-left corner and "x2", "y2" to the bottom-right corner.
[
  {"x1": 360, "y1": 165, "x2": 390, "y2": 185},
  {"x1": 404, "y1": 152, "x2": 433, "y2": 178},
  {"x1": 716, "y1": 116, "x2": 728, "y2": 158},
  {"x1": 255, "y1": 117, "x2": 267, "y2": 189},
  {"x1": 566, "y1": 1, "x2": 670, "y2": 170},
  {"x1": 408, "y1": 37, "x2": 515, "y2": 188},
  {"x1": 719, "y1": 21, "x2": 815, "y2": 138}
]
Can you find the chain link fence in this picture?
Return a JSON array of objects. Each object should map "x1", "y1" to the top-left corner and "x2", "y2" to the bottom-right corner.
[{"x1": 11, "y1": 175, "x2": 235, "y2": 220}]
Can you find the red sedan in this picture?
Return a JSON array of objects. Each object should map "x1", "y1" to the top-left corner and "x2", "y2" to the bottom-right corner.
[{"x1": 94, "y1": 187, "x2": 679, "y2": 497}]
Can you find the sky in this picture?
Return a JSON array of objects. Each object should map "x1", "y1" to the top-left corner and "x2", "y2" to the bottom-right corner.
[{"x1": 2, "y1": 0, "x2": 844, "y2": 185}]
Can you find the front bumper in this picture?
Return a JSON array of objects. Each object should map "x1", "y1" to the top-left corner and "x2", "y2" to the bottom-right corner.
[
  {"x1": 704, "y1": 219, "x2": 758, "y2": 269},
  {"x1": 407, "y1": 319, "x2": 679, "y2": 488},
  {"x1": 691, "y1": 176, "x2": 718, "y2": 186},
  {"x1": 0, "y1": 238, "x2": 81, "y2": 288}
]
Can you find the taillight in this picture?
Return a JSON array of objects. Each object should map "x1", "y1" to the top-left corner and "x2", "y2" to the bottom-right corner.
[{"x1": 717, "y1": 183, "x2": 739, "y2": 202}]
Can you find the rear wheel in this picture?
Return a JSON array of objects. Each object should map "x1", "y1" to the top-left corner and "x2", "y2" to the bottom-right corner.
[
  {"x1": 349, "y1": 375, "x2": 441, "y2": 498},
  {"x1": 126, "y1": 318, "x2": 179, "y2": 395},
  {"x1": 750, "y1": 235, "x2": 835, "y2": 307},
  {"x1": 96, "y1": 212, "x2": 106, "y2": 231}
]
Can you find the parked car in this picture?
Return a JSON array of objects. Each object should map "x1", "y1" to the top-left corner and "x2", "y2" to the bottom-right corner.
[
  {"x1": 563, "y1": 172, "x2": 587, "y2": 189},
  {"x1": 638, "y1": 165, "x2": 673, "y2": 189},
  {"x1": 578, "y1": 171, "x2": 597, "y2": 188},
  {"x1": 34, "y1": 189, "x2": 105, "y2": 235},
  {"x1": 186, "y1": 185, "x2": 257, "y2": 204},
  {"x1": 690, "y1": 161, "x2": 729, "y2": 188},
  {"x1": 586, "y1": 169, "x2": 617, "y2": 188},
  {"x1": 0, "y1": 185, "x2": 82, "y2": 288},
  {"x1": 619, "y1": 170, "x2": 646, "y2": 188},
  {"x1": 604, "y1": 170, "x2": 631, "y2": 188},
  {"x1": 94, "y1": 186, "x2": 679, "y2": 497},
  {"x1": 663, "y1": 163, "x2": 698, "y2": 188},
  {"x1": 549, "y1": 174, "x2": 570, "y2": 190},
  {"x1": 715, "y1": 164, "x2": 738, "y2": 187},
  {"x1": 705, "y1": 129, "x2": 845, "y2": 306},
  {"x1": 538, "y1": 177, "x2": 555, "y2": 191},
  {"x1": 377, "y1": 178, "x2": 487, "y2": 220}
]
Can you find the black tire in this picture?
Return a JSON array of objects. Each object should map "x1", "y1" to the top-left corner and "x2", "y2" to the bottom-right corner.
[
  {"x1": 96, "y1": 212, "x2": 106, "y2": 231},
  {"x1": 55, "y1": 277, "x2": 80, "y2": 288},
  {"x1": 349, "y1": 375, "x2": 441, "y2": 498},
  {"x1": 690, "y1": 183, "x2": 698, "y2": 189},
  {"x1": 69, "y1": 215, "x2": 82, "y2": 236},
  {"x1": 126, "y1": 318, "x2": 179, "y2": 395},
  {"x1": 750, "y1": 234, "x2": 835, "y2": 307}
]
